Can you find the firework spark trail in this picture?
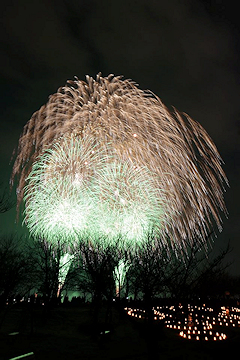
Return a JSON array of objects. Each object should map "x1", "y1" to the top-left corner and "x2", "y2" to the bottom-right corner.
[{"x1": 12, "y1": 73, "x2": 228, "y2": 251}]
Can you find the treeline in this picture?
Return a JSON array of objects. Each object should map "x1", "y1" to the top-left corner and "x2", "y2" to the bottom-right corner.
[{"x1": 0, "y1": 233, "x2": 238, "y2": 309}]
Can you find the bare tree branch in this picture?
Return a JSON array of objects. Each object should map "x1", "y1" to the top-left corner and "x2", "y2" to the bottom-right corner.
[{"x1": 0, "y1": 182, "x2": 15, "y2": 213}]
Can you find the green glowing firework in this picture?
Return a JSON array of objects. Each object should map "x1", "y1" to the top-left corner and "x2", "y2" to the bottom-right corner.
[
  {"x1": 90, "y1": 161, "x2": 168, "y2": 245},
  {"x1": 23, "y1": 135, "x2": 105, "y2": 245},
  {"x1": 12, "y1": 74, "x2": 228, "y2": 251},
  {"x1": 24, "y1": 135, "x2": 167, "y2": 248}
]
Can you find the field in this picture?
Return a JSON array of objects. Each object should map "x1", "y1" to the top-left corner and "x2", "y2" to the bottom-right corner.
[{"x1": 0, "y1": 302, "x2": 239, "y2": 360}]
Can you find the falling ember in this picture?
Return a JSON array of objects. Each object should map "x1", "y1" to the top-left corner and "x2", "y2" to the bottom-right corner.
[{"x1": 11, "y1": 73, "x2": 228, "y2": 251}]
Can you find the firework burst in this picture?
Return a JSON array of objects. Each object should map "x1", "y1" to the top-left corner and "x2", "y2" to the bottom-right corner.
[
  {"x1": 23, "y1": 134, "x2": 167, "y2": 248},
  {"x1": 12, "y1": 73, "x2": 228, "y2": 251}
]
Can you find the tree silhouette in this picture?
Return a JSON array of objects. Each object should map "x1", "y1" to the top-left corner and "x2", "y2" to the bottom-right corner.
[
  {"x1": 0, "y1": 182, "x2": 15, "y2": 214},
  {"x1": 0, "y1": 235, "x2": 29, "y2": 306}
]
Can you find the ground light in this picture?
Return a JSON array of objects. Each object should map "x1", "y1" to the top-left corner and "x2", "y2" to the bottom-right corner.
[
  {"x1": 9, "y1": 352, "x2": 34, "y2": 360},
  {"x1": 124, "y1": 304, "x2": 240, "y2": 341}
]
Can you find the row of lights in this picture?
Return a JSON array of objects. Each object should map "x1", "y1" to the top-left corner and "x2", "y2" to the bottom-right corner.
[
  {"x1": 179, "y1": 329, "x2": 227, "y2": 341},
  {"x1": 125, "y1": 307, "x2": 165, "y2": 321}
]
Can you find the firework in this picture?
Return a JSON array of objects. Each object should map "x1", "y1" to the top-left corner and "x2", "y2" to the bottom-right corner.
[
  {"x1": 23, "y1": 136, "x2": 99, "y2": 245},
  {"x1": 12, "y1": 73, "x2": 227, "y2": 251},
  {"x1": 24, "y1": 134, "x2": 167, "y2": 248}
]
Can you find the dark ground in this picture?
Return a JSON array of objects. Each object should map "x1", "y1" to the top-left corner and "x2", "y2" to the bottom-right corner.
[{"x1": 0, "y1": 303, "x2": 239, "y2": 360}]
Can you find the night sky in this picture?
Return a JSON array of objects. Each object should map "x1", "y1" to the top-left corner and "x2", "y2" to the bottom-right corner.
[{"x1": 0, "y1": 0, "x2": 239, "y2": 275}]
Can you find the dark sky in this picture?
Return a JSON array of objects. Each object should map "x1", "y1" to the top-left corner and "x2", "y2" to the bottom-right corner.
[{"x1": 0, "y1": 0, "x2": 239, "y2": 274}]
